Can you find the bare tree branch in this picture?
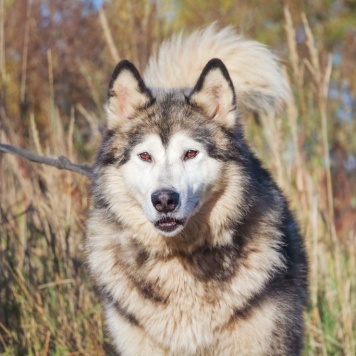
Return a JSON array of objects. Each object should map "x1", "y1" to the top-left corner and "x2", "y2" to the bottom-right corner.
[{"x1": 0, "y1": 143, "x2": 92, "y2": 178}]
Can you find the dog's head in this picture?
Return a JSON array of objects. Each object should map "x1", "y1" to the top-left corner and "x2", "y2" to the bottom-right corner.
[{"x1": 94, "y1": 59, "x2": 244, "y2": 238}]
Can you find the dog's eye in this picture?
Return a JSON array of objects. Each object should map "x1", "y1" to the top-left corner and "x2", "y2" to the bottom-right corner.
[
  {"x1": 184, "y1": 150, "x2": 198, "y2": 161},
  {"x1": 138, "y1": 152, "x2": 152, "y2": 162}
]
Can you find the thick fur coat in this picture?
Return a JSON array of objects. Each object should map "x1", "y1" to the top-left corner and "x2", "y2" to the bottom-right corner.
[{"x1": 86, "y1": 25, "x2": 308, "y2": 355}]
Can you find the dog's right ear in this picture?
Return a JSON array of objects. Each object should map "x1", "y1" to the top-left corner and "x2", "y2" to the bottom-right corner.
[{"x1": 106, "y1": 60, "x2": 153, "y2": 129}]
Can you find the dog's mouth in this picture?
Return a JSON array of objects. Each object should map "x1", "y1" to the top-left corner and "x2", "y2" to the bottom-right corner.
[{"x1": 155, "y1": 217, "x2": 184, "y2": 233}]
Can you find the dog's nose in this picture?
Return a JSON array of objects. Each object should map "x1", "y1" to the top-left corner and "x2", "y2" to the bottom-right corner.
[{"x1": 151, "y1": 190, "x2": 180, "y2": 213}]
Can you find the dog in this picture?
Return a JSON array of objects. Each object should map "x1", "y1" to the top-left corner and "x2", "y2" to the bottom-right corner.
[{"x1": 86, "y1": 25, "x2": 308, "y2": 355}]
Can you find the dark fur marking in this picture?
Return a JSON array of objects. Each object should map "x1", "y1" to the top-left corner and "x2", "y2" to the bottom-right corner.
[
  {"x1": 178, "y1": 103, "x2": 243, "y2": 163},
  {"x1": 95, "y1": 130, "x2": 119, "y2": 166},
  {"x1": 159, "y1": 129, "x2": 171, "y2": 147},
  {"x1": 128, "y1": 249, "x2": 166, "y2": 303},
  {"x1": 113, "y1": 300, "x2": 140, "y2": 326},
  {"x1": 231, "y1": 291, "x2": 264, "y2": 321},
  {"x1": 106, "y1": 129, "x2": 116, "y2": 139},
  {"x1": 130, "y1": 277, "x2": 166, "y2": 304},
  {"x1": 191, "y1": 130, "x2": 234, "y2": 162},
  {"x1": 108, "y1": 89, "x2": 116, "y2": 98},
  {"x1": 157, "y1": 94, "x2": 182, "y2": 147},
  {"x1": 98, "y1": 285, "x2": 140, "y2": 327},
  {"x1": 93, "y1": 195, "x2": 110, "y2": 210},
  {"x1": 101, "y1": 149, "x2": 118, "y2": 166},
  {"x1": 135, "y1": 249, "x2": 149, "y2": 266},
  {"x1": 183, "y1": 93, "x2": 190, "y2": 104},
  {"x1": 228, "y1": 265, "x2": 286, "y2": 326},
  {"x1": 181, "y1": 245, "x2": 241, "y2": 282},
  {"x1": 96, "y1": 129, "x2": 146, "y2": 167},
  {"x1": 109, "y1": 245, "x2": 166, "y2": 304},
  {"x1": 116, "y1": 130, "x2": 146, "y2": 166}
]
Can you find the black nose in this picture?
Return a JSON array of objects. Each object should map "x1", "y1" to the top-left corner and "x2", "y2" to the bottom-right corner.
[{"x1": 151, "y1": 190, "x2": 180, "y2": 213}]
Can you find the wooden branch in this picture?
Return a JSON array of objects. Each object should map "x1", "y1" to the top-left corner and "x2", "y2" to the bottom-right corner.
[{"x1": 0, "y1": 143, "x2": 92, "y2": 178}]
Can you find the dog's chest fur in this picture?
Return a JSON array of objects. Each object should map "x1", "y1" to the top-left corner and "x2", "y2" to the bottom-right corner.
[{"x1": 87, "y1": 213, "x2": 285, "y2": 354}]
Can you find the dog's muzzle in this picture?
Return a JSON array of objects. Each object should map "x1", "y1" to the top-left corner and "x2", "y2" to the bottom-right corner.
[{"x1": 151, "y1": 190, "x2": 184, "y2": 233}]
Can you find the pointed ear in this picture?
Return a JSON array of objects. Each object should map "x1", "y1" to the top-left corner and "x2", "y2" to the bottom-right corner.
[
  {"x1": 189, "y1": 58, "x2": 237, "y2": 129},
  {"x1": 106, "y1": 60, "x2": 153, "y2": 129}
]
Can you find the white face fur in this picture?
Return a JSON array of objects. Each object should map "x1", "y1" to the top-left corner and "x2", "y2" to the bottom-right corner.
[
  {"x1": 101, "y1": 59, "x2": 237, "y2": 237},
  {"x1": 119, "y1": 132, "x2": 223, "y2": 236}
]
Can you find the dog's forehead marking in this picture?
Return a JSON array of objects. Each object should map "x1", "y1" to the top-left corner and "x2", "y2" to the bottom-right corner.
[{"x1": 156, "y1": 90, "x2": 191, "y2": 147}]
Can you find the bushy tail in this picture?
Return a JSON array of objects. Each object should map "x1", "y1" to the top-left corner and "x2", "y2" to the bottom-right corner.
[{"x1": 144, "y1": 24, "x2": 290, "y2": 116}]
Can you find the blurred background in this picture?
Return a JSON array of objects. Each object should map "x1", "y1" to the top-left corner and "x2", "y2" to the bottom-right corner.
[{"x1": 0, "y1": 0, "x2": 355, "y2": 354}]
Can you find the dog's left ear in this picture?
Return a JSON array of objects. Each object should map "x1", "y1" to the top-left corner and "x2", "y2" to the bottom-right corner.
[
  {"x1": 189, "y1": 58, "x2": 237, "y2": 129},
  {"x1": 106, "y1": 60, "x2": 153, "y2": 129}
]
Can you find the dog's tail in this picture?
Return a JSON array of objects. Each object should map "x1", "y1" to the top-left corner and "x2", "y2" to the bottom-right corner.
[{"x1": 144, "y1": 24, "x2": 290, "y2": 116}]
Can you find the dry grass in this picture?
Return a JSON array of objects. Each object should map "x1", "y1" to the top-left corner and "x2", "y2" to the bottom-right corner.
[
  {"x1": 0, "y1": 4, "x2": 355, "y2": 356},
  {"x1": 0, "y1": 109, "x2": 107, "y2": 355}
]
